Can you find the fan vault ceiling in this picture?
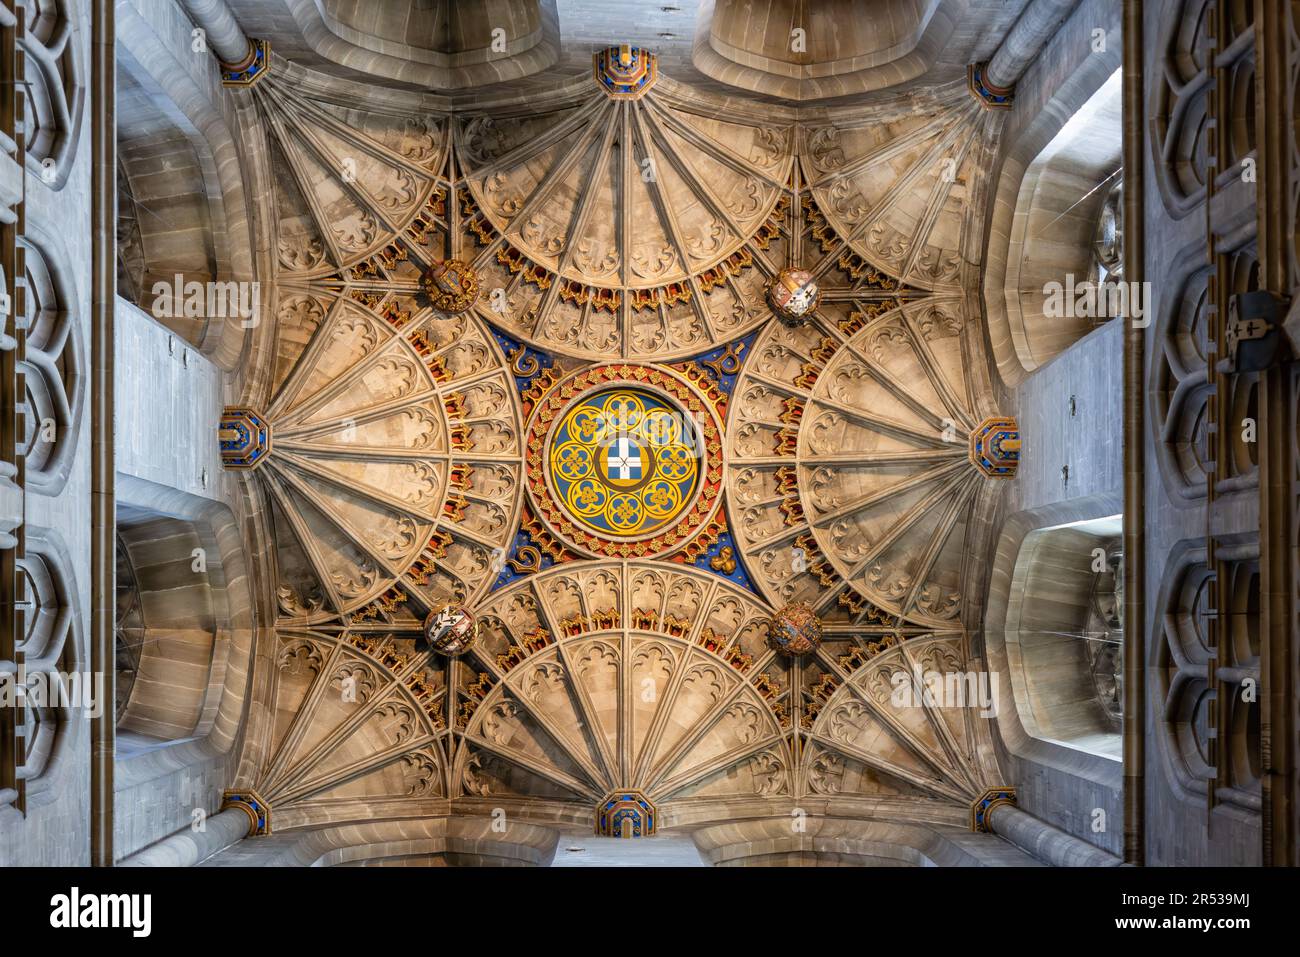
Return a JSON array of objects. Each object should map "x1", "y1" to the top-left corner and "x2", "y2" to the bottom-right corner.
[{"x1": 224, "y1": 41, "x2": 1009, "y2": 838}]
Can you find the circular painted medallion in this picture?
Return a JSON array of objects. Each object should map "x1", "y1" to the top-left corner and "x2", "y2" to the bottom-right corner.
[
  {"x1": 527, "y1": 364, "x2": 724, "y2": 558},
  {"x1": 422, "y1": 259, "x2": 480, "y2": 315},
  {"x1": 766, "y1": 267, "x2": 819, "y2": 324},
  {"x1": 768, "y1": 601, "x2": 823, "y2": 657},
  {"x1": 423, "y1": 604, "x2": 478, "y2": 656}
]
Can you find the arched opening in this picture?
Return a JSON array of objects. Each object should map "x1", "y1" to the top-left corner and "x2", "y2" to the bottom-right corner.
[
  {"x1": 115, "y1": 63, "x2": 227, "y2": 347},
  {"x1": 984, "y1": 61, "x2": 1126, "y2": 388},
  {"x1": 107, "y1": 478, "x2": 257, "y2": 860},
  {"x1": 1003, "y1": 515, "x2": 1124, "y2": 760},
  {"x1": 113, "y1": 505, "x2": 231, "y2": 752},
  {"x1": 1002, "y1": 69, "x2": 1124, "y2": 373},
  {"x1": 693, "y1": 0, "x2": 961, "y2": 100}
]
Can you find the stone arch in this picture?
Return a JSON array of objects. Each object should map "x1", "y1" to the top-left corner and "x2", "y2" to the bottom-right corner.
[
  {"x1": 113, "y1": 477, "x2": 255, "y2": 759},
  {"x1": 1001, "y1": 516, "x2": 1122, "y2": 760},
  {"x1": 114, "y1": 0, "x2": 260, "y2": 370},
  {"x1": 1149, "y1": 236, "x2": 1261, "y2": 504},
  {"x1": 1152, "y1": 538, "x2": 1261, "y2": 810},
  {"x1": 261, "y1": 0, "x2": 561, "y2": 90},
  {"x1": 984, "y1": 66, "x2": 1123, "y2": 387},
  {"x1": 981, "y1": 495, "x2": 1123, "y2": 853},
  {"x1": 115, "y1": 60, "x2": 232, "y2": 346},
  {"x1": 691, "y1": 0, "x2": 965, "y2": 101}
]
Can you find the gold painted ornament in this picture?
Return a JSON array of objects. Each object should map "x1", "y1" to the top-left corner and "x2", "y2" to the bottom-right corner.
[
  {"x1": 593, "y1": 45, "x2": 659, "y2": 100},
  {"x1": 525, "y1": 363, "x2": 724, "y2": 559},
  {"x1": 422, "y1": 259, "x2": 480, "y2": 315},
  {"x1": 549, "y1": 386, "x2": 698, "y2": 538},
  {"x1": 768, "y1": 601, "x2": 823, "y2": 657}
]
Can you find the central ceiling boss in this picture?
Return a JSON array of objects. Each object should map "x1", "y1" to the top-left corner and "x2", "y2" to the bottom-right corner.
[{"x1": 527, "y1": 363, "x2": 724, "y2": 558}]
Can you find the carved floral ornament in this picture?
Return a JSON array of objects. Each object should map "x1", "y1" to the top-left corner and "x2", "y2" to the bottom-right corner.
[
  {"x1": 768, "y1": 601, "x2": 823, "y2": 656},
  {"x1": 257, "y1": 45, "x2": 989, "y2": 361},
  {"x1": 233, "y1": 555, "x2": 998, "y2": 837}
]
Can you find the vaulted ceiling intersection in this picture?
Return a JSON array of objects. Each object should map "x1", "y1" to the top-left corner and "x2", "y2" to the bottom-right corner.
[{"x1": 225, "y1": 50, "x2": 1008, "y2": 833}]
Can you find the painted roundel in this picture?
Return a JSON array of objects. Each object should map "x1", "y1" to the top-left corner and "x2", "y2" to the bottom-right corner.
[
  {"x1": 528, "y1": 364, "x2": 724, "y2": 558},
  {"x1": 551, "y1": 388, "x2": 699, "y2": 537}
]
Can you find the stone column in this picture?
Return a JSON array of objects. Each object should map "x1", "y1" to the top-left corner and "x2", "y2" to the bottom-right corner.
[
  {"x1": 178, "y1": 0, "x2": 252, "y2": 67},
  {"x1": 1120, "y1": 0, "x2": 1146, "y2": 866},
  {"x1": 986, "y1": 802, "x2": 1122, "y2": 867},
  {"x1": 986, "y1": 0, "x2": 1080, "y2": 89},
  {"x1": 117, "y1": 807, "x2": 251, "y2": 867},
  {"x1": 90, "y1": 0, "x2": 116, "y2": 869}
]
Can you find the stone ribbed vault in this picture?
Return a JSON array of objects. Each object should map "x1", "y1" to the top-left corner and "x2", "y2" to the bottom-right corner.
[{"x1": 226, "y1": 51, "x2": 1007, "y2": 838}]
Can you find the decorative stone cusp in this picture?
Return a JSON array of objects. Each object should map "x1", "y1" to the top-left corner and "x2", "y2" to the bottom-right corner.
[
  {"x1": 767, "y1": 601, "x2": 823, "y2": 657},
  {"x1": 219, "y1": 407, "x2": 271, "y2": 470},
  {"x1": 593, "y1": 45, "x2": 658, "y2": 100},
  {"x1": 969, "y1": 415, "x2": 1020, "y2": 478}
]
